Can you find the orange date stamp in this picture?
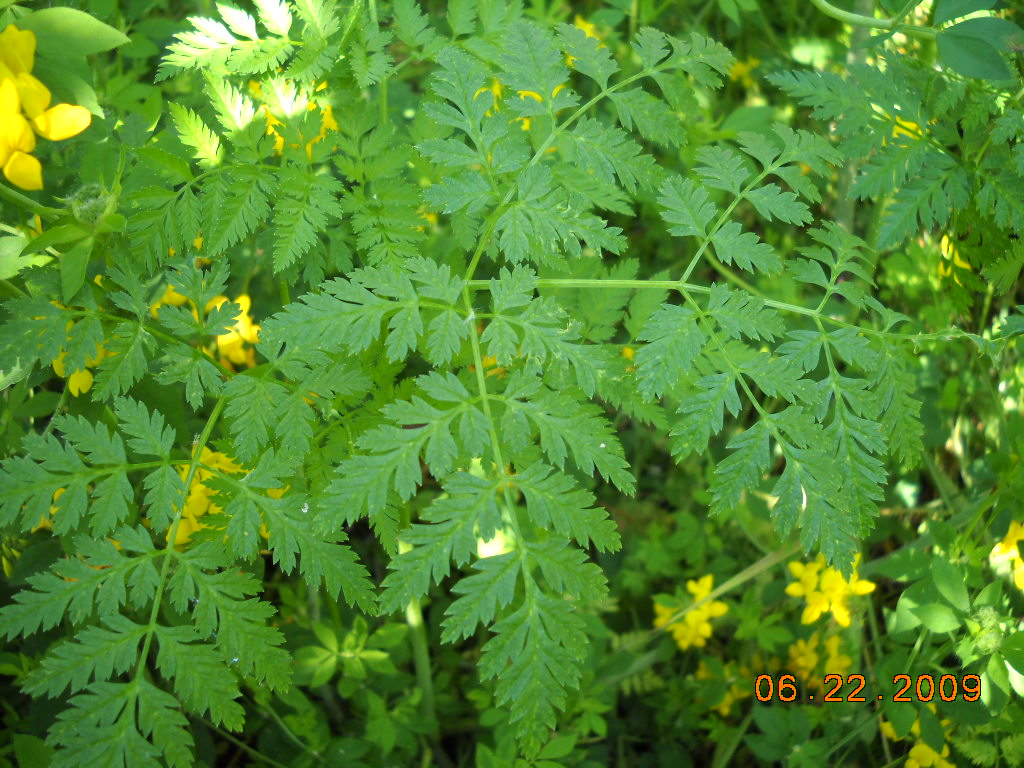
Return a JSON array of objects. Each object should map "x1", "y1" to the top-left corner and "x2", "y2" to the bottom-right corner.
[{"x1": 754, "y1": 673, "x2": 982, "y2": 703}]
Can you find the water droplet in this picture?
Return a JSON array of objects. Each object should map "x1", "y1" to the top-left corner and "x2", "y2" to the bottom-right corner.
[
  {"x1": 599, "y1": 442, "x2": 606, "y2": 449},
  {"x1": 301, "y1": 503, "x2": 309, "y2": 514}
]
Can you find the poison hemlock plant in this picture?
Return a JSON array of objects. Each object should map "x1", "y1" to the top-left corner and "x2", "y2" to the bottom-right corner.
[{"x1": 0, "y1": 0, "x2": 1014, "y2": 764}]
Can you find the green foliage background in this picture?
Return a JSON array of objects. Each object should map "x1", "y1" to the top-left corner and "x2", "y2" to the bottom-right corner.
[{"x1": 1, "y1": 0, "x2": 1024, "y2": 766}]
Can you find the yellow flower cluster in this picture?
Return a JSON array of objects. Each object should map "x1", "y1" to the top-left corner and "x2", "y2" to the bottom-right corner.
[
  {"x1": 786, "y1": 554, "x2": 875, "y2": 627},
  {"x1": 52, "y1": 323, "x2": 109, "y2": 397},
  {"x1": 695, "y1": 660, "x2": 752, "y2": 716},
  {"x1": 991, "y1": 520, "x2": 1024, "y2": 591},
  {"x1": 730, "y1": 57, "x2": 760, "y2": 89},
  {"x1": 171, "y1": 447, "x2": 242, "y2": 547},
  {"x1": 250, "y1": 79, "x2": 338, "y2": 160},
  {"x1": 172, "y1": 447, "x2": 279, "y2": 549},
  {"x1": 880, "y1": 704, "x2": 955, "y2": 768},
  {"x1": 786, "y1": 632, "x2": 852, "y2": 687},
  {"x1": 653, "y1": 575, "x2": 729, "y2": 651},
  {"x1": 150, "y1": 287, "x2": 261, "y2": 370},
  {"x1": 206, "y1": 294, "x2": 260, "y2": 369},
  {"x1": 0, "y1": 24, "x2": 91, "y2": 190},
  {"x1": 149, "y1": 283, "x2": 189, "y2": 318}
]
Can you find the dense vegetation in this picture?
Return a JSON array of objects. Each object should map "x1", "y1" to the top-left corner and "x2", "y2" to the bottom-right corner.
[{"x1": 1, "y1": 0, "x2": 1023, "y2": 765}]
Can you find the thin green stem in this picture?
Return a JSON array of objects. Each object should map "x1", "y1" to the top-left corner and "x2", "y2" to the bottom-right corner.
[
  {"x1": 680, "y1": 166, "x2": 773, "y2": 283},
  {"x1": 0, "y1": 183, "x2": 64, "y2": 217},
  {"x1": 132, "y1": 396, "x2": 226, "y2": 682},
  {"x1": 406, "y1": 596, "x2": 436, "y2": 724},
  {"x1": 470, "y1": 276, "x2": 985, "y2": 345},
  {"x1": 703, "y1": 251, "x2": 767, "y2": 299},
  {"x1": 811, "y1": 0, "x2": 893, "y2": 28},
  {"x1": 651, "y1": 542, "x2": 799, "y2": 639},
  {"x1": 204, "y1": 722, "x2": 291, "y2": 768},
  {"x1": 810, "y1": 0, "x2": 938, "y2": 38},
  {"x1": 397, "y1": 509, "x2": 439, "y2": 741},
  {"x1": 712, "y1": 709, "x2": 755, "y2": 768},
  {"x1": 255, "y1": 692, "x2": 320, "y2": 759},
  {"x1": 42, "y1": 387, "x2": 68, "y2": 436},
  {"x1": 460, "y1": 285, "x2": 531, "y2": 585},
  {"x1": 461, "y1": 71, "x2": 656, "y2": 284},
  {"x1": 0, "y1": 278, "x2": 27, "y2": 298}
]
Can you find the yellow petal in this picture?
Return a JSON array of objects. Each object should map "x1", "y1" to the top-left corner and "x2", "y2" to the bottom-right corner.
[
  {"x1": 851, "y1": 578, "x2": 876, "y2": 595},
  {"x1": 68, "y1": 368, "x2": 93, "y2": 397},
  {"x1": 205, "y1": 294, "x2": 228, "y2": 314},
  {"x1": 0, "y1": 75, "x2": 20, "y2": 115},
  {"x1": 320, "y1": 104, "x2": 338, "y2": 132},
  {"x1": 573, "y1": 15, "x2": 600, "y2": 40},
  {"x1": 85, "y1": 343, "x2": 107, "y2": 368},
  {"x1": 32, "y1": 103, "x2": 91, "y2": 141},
  {"x1": 52, "y1": 350, "x2": 67, "y2": 377},
  {"x1": 3, "y1": 150, "x2": 42, "y2": 190},
  {"x1": 0, "y1": 25, "x2": 36, "y2": 76},
  {"x1": 15, "y1": 73, "x2": 50, "y2": 118}
]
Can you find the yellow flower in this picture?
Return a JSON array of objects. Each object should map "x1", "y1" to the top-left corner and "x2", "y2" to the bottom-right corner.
[
  {"x1": 788, "y1": 554, "x2": 875, "y2": 627},
  {"x1": 785, "y1": 558, "x2": 823, "y2": 597},
  {"x1": 822, "y1": 634, "x2": 851, "y2": 674},
  {"x1": 474, "y1": 77, "x2": 504, "y2": 109},
  {"x1": 992, "y1": 520, "x2": 1024, "y2": 590},
  {"x1": 0, "y1": 25, "x2": 91, "y2": 190},
  {"x1": 654, "y1": 575, "x2": 729, "y2": 652},
  {"x1": 320, "y1": 104, "x2": 339, "y2": 133},
  {"x1": 880, "y1": 703, "x2": 956, "y2": 768},
  {"x1": 150, "y1": 283, "x2": 190, "y2": 318},
  {"x1": 68, "y1": 368, "x2": 93, "y2": 397},
  {"x1": 52, "y1": 338, "x2": 107, "y2": 398},
  {"x1": 687, "y1": 574, "x2": 716, "y2": 601},
  {"x1": 169, "y1": 447, "x2": 243, "y2": 547},
  {"x1": 574, "y1": 15, "x2": 601, "y2": 41},
  {"x1": 907, "y1": 741, "x2": 954, "y2": 768},
  {"x1": 206, "y1": 294, "x2": 260, "y2": 369},
  {"x1": 0, "y1": 77, "x2": 40, "y2": 190},
  {"x1": 32, "y1": 102, "x2": 91, "y2": 141},
  {"x1": 170, "y1": 452, "x2": 282, "y2": 549},
  {"x1": 730, "y1": 57, "x2": 760, "y2": 89},
  {"x1": 788, "y1": 633, "x2": 820, "y2": 680},
  {"x1": 565, "y1": 15, "x2": 605, "y2": 66},
  {"x1": 0, "y1": 24, "x2": 36, "y2": 76},
  {"x1": 695, "y1": 660, "x2": 751, "y2": 717},
  {"x1": 880, "y1": 720, "x2": 898, "y2": 741}
]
